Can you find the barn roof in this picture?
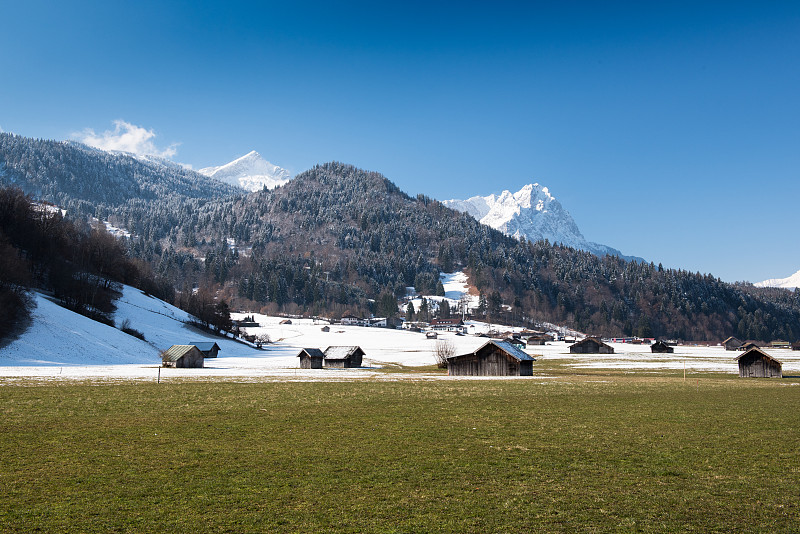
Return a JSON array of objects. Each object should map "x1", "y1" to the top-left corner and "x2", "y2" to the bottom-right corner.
[
  {"x1": 571, "y1": 337, "x2": 610, "y2": 348},
  {"x1": 162, "y1": 345, "x2": 201, "y2": 362},
  {"x1": 735, "y1": 346, "x2": 783, "y2": 364},
  {"x1": 190, "y1": 342, "x2": 220, "y2": 352},
  {"x1": 297, "y1": 348, "x2": 325, "y2": 358},
  {"x1": 324, "y1": 346, "x2": 363, "y2": 360},
  {"x1": 449, "y1": 340, "x2": 535, "y2": 362}
]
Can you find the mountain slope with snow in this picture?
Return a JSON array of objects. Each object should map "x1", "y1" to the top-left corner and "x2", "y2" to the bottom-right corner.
[
  {"x1": 755, "y1": 269, "x2": 800, "y2": 290},
  {"x1": 443, "y1": 183, "x2": 633, "y2": 259},
  {"x1": 199, "y1": 151, "x2": 291, "y2": 192}
]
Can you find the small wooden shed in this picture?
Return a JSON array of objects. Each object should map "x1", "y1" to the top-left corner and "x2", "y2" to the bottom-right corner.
[
  {"x1": 191, "y1": 341, "x2": 221, "y2": 358},
  {"x1": 722, "y1": 336, "x2": 743, "y2": 351},
  {"x1": 650, "y1": 340, "x2": 674, "y2": 354},
  {"x1": 569, "y1": 337, "x2": 614, "y2": 354},
  {"x1": 297, "y1": 348, "x2": 325, "y2": 369},
  {"x1": 792, "y1": 341, "x2": 800, "y2": 351},
  {"x1": 447, "y1": 340, "x2": 535, "y2": 376},
  {"x1": 736, "y1": 347, "x2": 782, "y2": 378},
  {"x1": 162, "y1": 345, "x2": 204, "y2": 368},
  {"x1": 324, "y1": 346, "x2": 365, "y2": 368},
  {"x1": 426, "y1": 331, "x2": 438, "y2": 339}
]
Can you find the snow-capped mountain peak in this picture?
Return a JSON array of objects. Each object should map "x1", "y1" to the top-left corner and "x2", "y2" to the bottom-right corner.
[
  {"x1": 199, "y1": 151, "x2": 291, "y2": 192},
  {"x1": 443, "y1": 183, "x2": 635, "y2": 259},
  {"x1": 755, "y1": 269, "x2": 800, "y2": 289}
]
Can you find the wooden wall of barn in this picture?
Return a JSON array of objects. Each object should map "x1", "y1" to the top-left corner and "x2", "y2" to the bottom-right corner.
[
  {"x1": 448, "y1": 350, "x2": 532, "y2": 376},
  {"x1": 738, "y1": 355, "x2": 782, "y2": 378}
]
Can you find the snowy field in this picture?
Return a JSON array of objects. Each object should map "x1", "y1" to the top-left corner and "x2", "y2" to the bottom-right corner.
[{"x1": 1, "y1": 285, "x2": 800, "y2": 382}]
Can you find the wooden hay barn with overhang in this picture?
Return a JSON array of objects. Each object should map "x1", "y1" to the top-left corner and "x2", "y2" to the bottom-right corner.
[
  {"x1": 190, "y1": 341, "x2": 220, "y2": 358},
  {"x1": 722, "y1": 336, "x2": 743, "y2": 351},
  {"x1": 736, "y1": 347, "x2": 783, "y2": 378},
  {"x1": 446, "y1": 340, "x2": 535, "y2": 376},
  {"x1": 569, "y1": 337, "x2": 614, "y2": 354},
  {"x1": 162, "y1": 345, "x2": 204, "y2": 368},
  {"x1": 323, "y1": 346, "x2": 365, "y2": 368},
  {"x1": 297, "y1": 348, "x2": 325, "y2": 369},
  {"x1": 650, "y1": 340, "x2": 674, "y2": 353}
]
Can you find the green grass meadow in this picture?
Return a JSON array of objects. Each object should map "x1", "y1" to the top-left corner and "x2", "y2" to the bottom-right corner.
[{"x1": 1, "y1": 373, "x2": 799, "y2": 532}]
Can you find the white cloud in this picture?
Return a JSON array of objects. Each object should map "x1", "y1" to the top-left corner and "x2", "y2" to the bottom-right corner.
[{"x1": 73, "y1": 120, "x2": 179, "y2": 159}]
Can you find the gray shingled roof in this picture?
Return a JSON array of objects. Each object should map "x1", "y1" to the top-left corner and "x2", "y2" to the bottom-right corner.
[
  {"x1": 297, "y1": 348, "x2": 325, "y2": 358},
  {"x1": 448, "y1": 340, "x2": 535, "y2": 361},
  {"x1": 489, "y1": 340, "x2": 536, "y2": 361},
  {"x1": 190, "y1": 342, "x2": 220, "y2": 352},
  {"x1": 162, "y1": 345, "x2": 201, "y2": 362},
  {"x1": 324, "y1": 346, "x2": 362, "y2": 360},
  {"x1": 735, "y1": 346, "x2": 782, "y2": 363}
]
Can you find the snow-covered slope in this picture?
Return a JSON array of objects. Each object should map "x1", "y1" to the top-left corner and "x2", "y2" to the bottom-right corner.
[
  {"x1": 199, "y1": 151, "x2": 291, "y2": 192},
  {"x1": 755, "y1": 269, "x2": 800, "y2": 289},
  {"x1": 443, "y1": 183, "x2": 632, "y2": 259},
  {"x1": 0, "y1": 286, "x2": 253, "y2": 366}
]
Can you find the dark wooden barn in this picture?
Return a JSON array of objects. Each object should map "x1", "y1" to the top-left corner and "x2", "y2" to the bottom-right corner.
[
  {"x1": 324, "y1": 346, "x2": 365, "y2": 368},
  {"x1": 162, "y1": 345, "x2": 204, "y2": 368},
  {"x1": 191, "y1": 341, "x2": 221, "y2": 358},
  {"x1": 736, "y1": 347, "x2": 782, "y2": 378},
  {"x1": 569, "y1": 337, "x2": 614, "y2": 354},
  {"x1": 297, "y1": 348, "x2": 325, "y2": 369},
  {"x1": 792, "y1": 341, "x2": 800, "y2": 351},
  {"x1": 722, "y1": 336, "x2": 743, "y2": 351},
  {"x1": 650, "y1": 340, "x2": 674, "y2": 353},
  {"x1": 446, "y1": 340, "x2": 535, "y2": 376}
]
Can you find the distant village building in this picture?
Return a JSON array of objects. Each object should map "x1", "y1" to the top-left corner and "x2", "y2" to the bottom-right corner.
[
  {"x1": 297, "y1": 348, "x2": 325, "y2": 369},
  {"x1": 650, "y1": 340, "x2": 674, "y2": 354},
  {"x1": 430, "y1": 318, "x2": 465, "y2": 332},
  {"x1": 162, "y1": 345, "x2": 204, "y2": 368},
  {"x1": 740, "y1": 342, "x2": 760, "y2": 351},
  {"x1": 324, "y1": 346, "x2": 365, "y2": 368},
  {"x1": 190, "y1": 341, "x2": 220, "y2": 358},
  {"x1": 722, "y1": 336, "x2": 743, "y2": 351},
  {"x1": 792, "y1": 341, "x2": 800, "y2": 351},
  {"x1": 447, "y1": 340, "x2": 535, "y2": 376},
  {"x1": 340, "y1": 315, "x2": 366, "y2": 327},
  {"x1": 769, "y1": 340, "x2": 791, "y2": 349},
  {"x1": 569, "y1": 337, "x2": 614, "y2": 354},
  {"x1": 736, "y1": 347, "x2": 783, "y2": 378}
]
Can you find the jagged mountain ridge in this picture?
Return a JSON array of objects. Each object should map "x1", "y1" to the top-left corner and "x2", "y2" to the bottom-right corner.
[
  {"x1": 443, "y1": 183, "x2": 636, "y2": 260},
  {"x1": 199, "y1": 151, "x2": 291, "y2": 192},
  {"x1": 756, "y1": 269, "x2": 800, "y2": 290}
]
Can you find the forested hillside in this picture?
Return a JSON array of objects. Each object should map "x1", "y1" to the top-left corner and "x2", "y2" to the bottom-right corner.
[{"x1": 3, "y1": 133, "x2": 799, "y2": 342}]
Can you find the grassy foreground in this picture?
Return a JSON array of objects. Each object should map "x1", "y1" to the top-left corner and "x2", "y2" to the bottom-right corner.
[{"x1": 1, "y1": 375, "x2": 798, "y2": 532}]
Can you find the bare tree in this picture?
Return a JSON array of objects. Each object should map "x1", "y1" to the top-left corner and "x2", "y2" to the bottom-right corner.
[
  {"x1": 433, "y1": 339, "x2": 455, "y2": 369},
  {"x1": 255, "y1": 333, "x2": 271, "y2": 349}
]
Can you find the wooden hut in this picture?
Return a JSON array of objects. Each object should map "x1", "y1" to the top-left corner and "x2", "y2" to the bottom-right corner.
[
  {"x1": 446, "y1": 340, "x2": 535, "y2": 376},
  {"x1": 190, "y1": 341, "x2": 220, "y2": 358},
  {"x1": 162, "y1": 345, "x2": 204, "y2": 368},
  {"x1": 722, "y1": 336, "x2": 743, "y2": 351},
  {"x1": 526, "y1": 334, "x2": 549, "y2": 346},
  {"x1": 792, "y1": 341, "x2": 800, "y2": 351},
  {"x1": 736, "y1": 347, "x2": 782, "y2": 378},
  {"x1": 320, "y1": 325, "x2": 330, "y2": 332},
  {"x1": 650, "y1": 340, "x2": 674, "y2": 354},
  {"x1": 426, "y1": 331, "x2": 438, "y2": 339},
  {"x1": 323, "y1": 346, "x2": 365, "y2": 368},
  {"x1": 297, "y1": 348, "x2": 325, "y2": 369},
  {"x1": 569, "y1": 337, "x2": 614, "y2": 354},
  {"x1": 740, "y1": 342, "x2": 760, "y2": 351}
]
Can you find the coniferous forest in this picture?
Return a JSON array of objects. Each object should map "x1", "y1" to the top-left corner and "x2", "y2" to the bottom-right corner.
[{"x1": 2, "y1": 132, "x2": 799, "y2": 343}]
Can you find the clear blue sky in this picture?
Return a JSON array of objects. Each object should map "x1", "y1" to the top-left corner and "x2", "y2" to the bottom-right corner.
[{"x1": 2, "y1": 1, "x2": 799, "y2": 283}]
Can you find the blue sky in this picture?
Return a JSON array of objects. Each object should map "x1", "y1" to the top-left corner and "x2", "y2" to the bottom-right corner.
[{"x1": 2, "y1": 1, "x2": 799, "y2": 283}]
